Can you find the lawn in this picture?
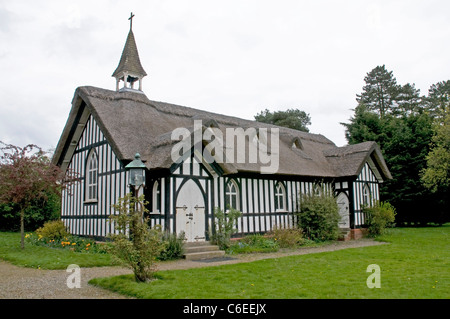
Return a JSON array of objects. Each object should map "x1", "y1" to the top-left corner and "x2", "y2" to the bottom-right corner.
[
  {"x1": 89, "y1": 225, "x2": 450, "y2": 299},
  {"x1": 0, "y1": 232, "x2": 112, "y2": 269}
]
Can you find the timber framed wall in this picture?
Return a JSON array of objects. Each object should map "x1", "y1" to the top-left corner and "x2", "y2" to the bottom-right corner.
[
  {"x1": 352, "y1": 163, "x2": 380, "y2": 227},
  {"x1": 146, "y1": 151, "x2": 335, "y2": 239},
  {"x1": 61, "y1": 114, "x2": 128, "y2": 238}
]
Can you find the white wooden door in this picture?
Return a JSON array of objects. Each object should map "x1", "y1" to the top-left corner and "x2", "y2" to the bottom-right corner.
[
  {"x1": 175, "y1": 179, "x2": 206, "y2": 242},
  {"x1": 337, "y1": 192, "x2": 350, "y2": 228}
]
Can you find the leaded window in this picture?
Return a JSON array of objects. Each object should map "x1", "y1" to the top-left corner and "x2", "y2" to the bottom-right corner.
[
  {"x1": 225, "y1": 180, "x2": 239, "y2": 211},
  {"x1": 85, "y1": 150, "x2": 98, "y2": 202},
  {"x1": 274, "y1": 182, "x2": 286, "y2": 211}
]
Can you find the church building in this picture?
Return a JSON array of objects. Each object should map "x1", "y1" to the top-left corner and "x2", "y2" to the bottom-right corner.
[{"x1": 52, "y1": 15, "x2": 392, "y2": 242}]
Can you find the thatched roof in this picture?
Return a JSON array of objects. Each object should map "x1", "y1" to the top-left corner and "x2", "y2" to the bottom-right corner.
[
  {"x1": 53, "y1": 86, "x2": 391, "y2": 181},
  {"x1": 324, "y1": 142, "x2": 392, "y2": 180}
]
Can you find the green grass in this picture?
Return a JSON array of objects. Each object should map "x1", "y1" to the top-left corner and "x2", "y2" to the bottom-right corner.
[
  {"x1": 89, "y1": 225, "x2": 450, "y2": 299},
  {"x1": 0, "y1": 232, "x2": 112, "y2": 269}
]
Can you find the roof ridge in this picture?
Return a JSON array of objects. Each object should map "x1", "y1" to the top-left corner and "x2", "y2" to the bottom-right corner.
[{"x1": 77, "y1": 86, "x2": 335, "y2": 145}]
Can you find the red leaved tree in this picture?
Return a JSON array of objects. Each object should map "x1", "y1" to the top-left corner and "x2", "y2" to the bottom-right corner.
[{"x1": 0, "y1": 142, "x2": 73, "y2": 249}]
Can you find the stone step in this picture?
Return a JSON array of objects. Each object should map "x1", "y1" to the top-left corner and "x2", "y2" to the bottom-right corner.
[
  {"x1": 183, "y1": 241, "x2": 226, "y2": 260},
  {"x1": 338, "y1": 228, "x2": 352, "y2": 241},
  {"x1": 184, "y1": 241, "x2": 213, "y2": 248},
  {"x1": 184, "y1": 250, "x2": 226, "y2": 261}
]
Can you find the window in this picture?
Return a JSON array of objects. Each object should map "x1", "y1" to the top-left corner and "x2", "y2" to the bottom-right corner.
[
  {"x1": 152, "y1": 181, "x2": 161, "y2": 213},
  {"x1": 363, "y1": 184, "x2": 371, "y2": 206},
  {"x1": 225, "y1": 180, "x2": 239, "y2": 210},
  {"x1": 274, "y1": 182, "x2": 286, "y2": 211},
  {"x1": 85, "y1": 150, "x2": 98, "y2": 202},
  {"x1": 313, "y1": 183, "x2": 323, "y2": 196}
]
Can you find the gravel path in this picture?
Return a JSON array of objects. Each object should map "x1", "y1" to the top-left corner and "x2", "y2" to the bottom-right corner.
[{"x1": 0, "y1": 238, "x2": 385, "y2": 299}]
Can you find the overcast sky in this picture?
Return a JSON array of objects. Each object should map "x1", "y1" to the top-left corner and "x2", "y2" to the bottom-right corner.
[{"x1": 1, "y1": 0, "x2": 449, "y2": 152}]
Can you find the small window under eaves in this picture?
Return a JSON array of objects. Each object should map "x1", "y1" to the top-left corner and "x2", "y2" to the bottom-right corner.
[{"x1": 292, "y1": 138, "x2": 303, "y2": 150}]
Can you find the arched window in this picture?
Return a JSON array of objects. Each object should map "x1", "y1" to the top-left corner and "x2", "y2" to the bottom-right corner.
[
  {"x1": 85, "y1": 150, "x2": 98, "y2": 202},
  {"x1": 152, "y1": 181, "x2": 161, "y2": 213},
  {"x1": 274, "y1": 182, "x2": 286, "y2": 211},
  {"x1": 225, "y1": 180, "x2": 239, "y2": 211},
  {"x1": 363, "y1": 184, "x2": 371, "y2": 206}
]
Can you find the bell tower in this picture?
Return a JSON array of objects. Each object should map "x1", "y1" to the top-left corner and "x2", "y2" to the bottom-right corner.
[{"x1": 112, "y1": 13, "x2": 147, "y2": 92}]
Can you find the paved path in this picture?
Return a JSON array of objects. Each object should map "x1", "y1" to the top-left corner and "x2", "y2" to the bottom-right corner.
[{"x1": 0, "y1": 238, "x2": 385, "y2": 299}]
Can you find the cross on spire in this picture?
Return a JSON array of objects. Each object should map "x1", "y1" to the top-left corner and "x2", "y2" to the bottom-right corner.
[{"x1": 129, "y1": 12, "x2": 135, "y2": 30}]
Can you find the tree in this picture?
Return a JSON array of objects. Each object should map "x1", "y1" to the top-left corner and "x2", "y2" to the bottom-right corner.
[
  {"x1": 356, "y1": 65, "x2": 401, "y2": 118},
  {"x1": 421, "y1": 106, "x2": 450, "y2": 193},
  {"x1": 342, "y1": 67, "x2": 445, "y2": 225},
  {"x1": 342, "y1": 103, "x2": 387, "y2": 146},
  {"x1": 379, "y1": 113, "x2": 434, "y2": 224},
  {"x1": 425, "y1": 80, "x2": 450, "y2": 120},
  {"x1": 254, "y1": 108, "x2": 311, "y2": 132},
  {"x1": 396, "y1": 83, "x2": 422, "y2": 115},
  {"x1": 0, "y1": 142, "x2": 67, "y2": 249}
]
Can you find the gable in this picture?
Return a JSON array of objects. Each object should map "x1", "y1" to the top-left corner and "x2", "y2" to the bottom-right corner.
[
  {"x1": 170, "y1": 145, "x2": 223, "y2": 179},
  {"x1": 323, "y1": 141, "x2": 392, "y2": 182}
]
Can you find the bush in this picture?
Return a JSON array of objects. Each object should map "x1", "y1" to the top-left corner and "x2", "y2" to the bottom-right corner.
[
  {"x1": 210, "y1": 206, "x2": 242, "y2": 250},
  {"x1": 35, "y1": 220, "x2": 69, "y2": 240},
  {"x1": 108, "y1": 193, "x2": 165, "y2": 282},
  {"x1": 364, "y1": 201, "x2": 396, "y2": 236},
  {"x1": 296, "y1": 186, "x2": 340, "y2": 241},
  {"x1": 0, "y1": 191, "x2": 61, "y2": 232},
  {"x1": 228, "y1": 234, "x2": 279, "y2": 254},
  {"x1": 159, "y1": 231, "x2": 185, "y2": 261},
  {"x1": 267, "y1": 226, "x2": 305, "y2": 248}
]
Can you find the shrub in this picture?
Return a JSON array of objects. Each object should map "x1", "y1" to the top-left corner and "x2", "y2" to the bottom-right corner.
[
  {"x1": 35, "y1": 220, "x2": 69, "y2": 240},
  {"x1": 210, "y1": 206, "x2": 242, "y2": 250},
  {"x1": 108, "y1": 193, "x2": 165, "y2": 282},
  {"x1": 364, "y1": 201, "x2": 396, "y2": 236},
  {"x1": 0, "y1": 191, "x2": 61, "y2": 232},
  {"x1": 267, "y1": 226, "x2": 305, "y2": 248},
  {"x1": 296, "y1": 186, "x2": 340, "y2": 241},
  {"x1": 228, "y1": 234, "x2": 279, "y2": 254},
  {"x1": 159, "y1": 231, "x2": 185, "y2": 261}
]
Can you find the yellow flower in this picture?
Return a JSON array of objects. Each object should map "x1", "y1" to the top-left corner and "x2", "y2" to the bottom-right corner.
[{"x1": 72, "y1": 243, "x2": 76, "y2": 246}]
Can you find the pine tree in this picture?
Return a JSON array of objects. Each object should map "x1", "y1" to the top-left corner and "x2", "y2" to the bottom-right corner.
[
  {"x1": 356, "y1": 65, "x2": 401, "y2": 118},
  {"x1": 425, "y1": 80, "x2": 450, "y2": 119},
  {"x1": 396, "y1": 83, "x2": 422, "y2": 115}
]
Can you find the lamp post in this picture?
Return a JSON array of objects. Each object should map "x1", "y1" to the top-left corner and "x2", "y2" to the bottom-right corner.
[
  {"x1": 126, "y1": 153, "x2": 146, "y2": 189},
  {"x1": 125, "y1": 153, "x2": 146, "y2": 219}
]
